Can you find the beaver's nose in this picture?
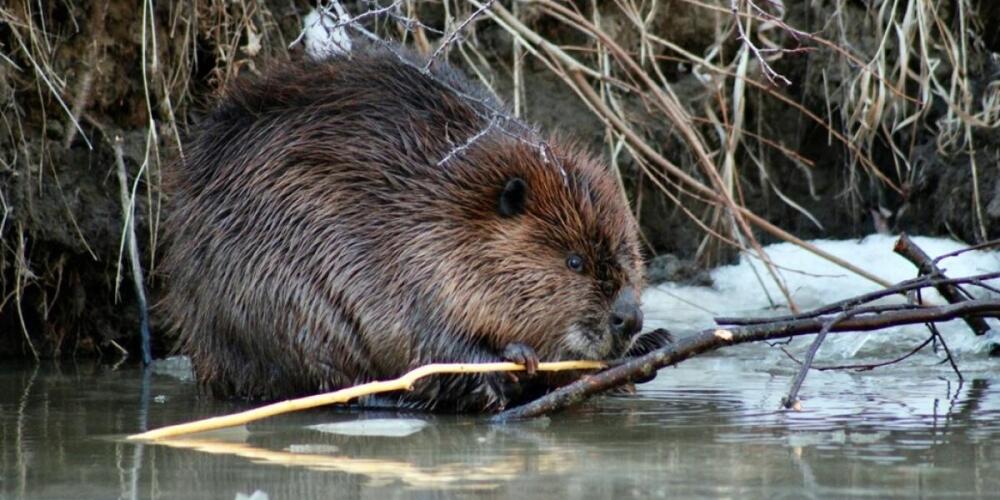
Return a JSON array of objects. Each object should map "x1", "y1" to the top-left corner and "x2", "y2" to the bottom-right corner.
[{"x1": 609, "y1": 288, "x2": 643, "y2": 338}]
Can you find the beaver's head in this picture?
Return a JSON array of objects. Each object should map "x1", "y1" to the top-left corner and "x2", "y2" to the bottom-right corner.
[{"x1": 425, "y1": 137, "x2": 644, "y2": 361}]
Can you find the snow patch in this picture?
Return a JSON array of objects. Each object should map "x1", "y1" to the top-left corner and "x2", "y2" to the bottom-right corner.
[
  {"x1": 643, "y1": 234, "x2": 1000, "y2": 357},
  {"x1": 302, "y1": 5, "x2": 352, "y2": 60}
]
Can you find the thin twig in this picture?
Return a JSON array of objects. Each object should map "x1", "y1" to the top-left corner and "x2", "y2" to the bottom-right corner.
[
  {"x1": 780, "y1": 335, "x2": 934, "y2": 372},
  {"x1": 927, "y1": 322, "x2": 964, "y2": 383},
  {"x1": 114, "y1": 136, "x2": 152, "y2": 365},
  {"x1": 14, "y1": 224, "x2": 39, "y2": 361},
  {"x1": 288, "y1": 0, "x2": 404, "y2": 49},
  {"x1": 932, "y1": 239, "x2": 1000, "y2": 266},
  {"x1": 437, "y1": 117, "x2": 499, "y2": 166},
  {"x1": 781, "y1": 310, "x2": 852, "y2": 409},
  {"x1": 894, "y1": 233, "x2": 992, "y2": 336},
  {"x1": 128, "y1": 360, "x2": 605, "y2": 441},
  {"x1": 715, "y1": 271, "x2": 1000, "y2": 325},
  {"x1": 424, "y1": 0, "x2": 496, "y2": 72},
  {"x1": 8, "y1": 21, "x2": 92, "y2": 150},
  {"x1": 731, "y1": 0, "x2": 791, "y2": 86}
]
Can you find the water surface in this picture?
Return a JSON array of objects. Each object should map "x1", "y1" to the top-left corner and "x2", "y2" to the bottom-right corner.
[{"x1": 2, "y1": 348, "x2": 998, "y2": 499}]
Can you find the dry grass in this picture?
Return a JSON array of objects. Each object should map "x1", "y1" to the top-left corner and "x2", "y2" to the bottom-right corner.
[
  {"x1": 466, "y1": 0, "x2": 998, "y2": 299},
  {"x1": 0, "y1": 0, "x2": 298, "y2": 354}
]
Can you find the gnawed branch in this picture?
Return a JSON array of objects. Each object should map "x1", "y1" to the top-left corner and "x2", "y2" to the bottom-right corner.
[
  {"x1": 894, "y1": 233, "x2": 992, "y2": 336},
  {"x1": 128, "y1": 360, "x2": 604, "y2": 440}
]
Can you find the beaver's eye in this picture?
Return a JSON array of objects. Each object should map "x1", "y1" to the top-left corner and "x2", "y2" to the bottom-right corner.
[{"x1": 566, "y1": 253, "x2": 584, "y2": 272}]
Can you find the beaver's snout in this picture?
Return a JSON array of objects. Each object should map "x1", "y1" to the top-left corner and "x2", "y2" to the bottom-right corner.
[{"x1": 609, "y1": 288, "x2": 643, "y2": 338}]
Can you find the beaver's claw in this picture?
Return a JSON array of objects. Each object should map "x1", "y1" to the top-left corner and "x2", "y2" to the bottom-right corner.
[{"x1": 502, "y1": 342, "x2": 539, "y2": 379}]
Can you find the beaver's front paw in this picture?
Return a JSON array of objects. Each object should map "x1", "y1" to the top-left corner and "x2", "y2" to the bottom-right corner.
[{"x1": 502, "y1": 342, "x2": 539, "y2": 379}]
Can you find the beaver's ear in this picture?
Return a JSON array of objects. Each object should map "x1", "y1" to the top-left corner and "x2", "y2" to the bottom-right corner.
[{"x1": 498, "y1": 178, "x2": 527, "y2": 217}]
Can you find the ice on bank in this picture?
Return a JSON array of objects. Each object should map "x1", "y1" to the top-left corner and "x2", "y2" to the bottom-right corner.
[
  {"x1": 301, "y1": 5, "x2": 352, "y2": 60},
  {"x1": 642, "y1": 234, "x2": 1000, "y2": 358}
]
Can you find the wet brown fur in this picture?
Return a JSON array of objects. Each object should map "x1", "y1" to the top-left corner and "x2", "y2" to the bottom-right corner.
[{"x1": 162, "y1": 43, "x2": 644, "y2": 411}]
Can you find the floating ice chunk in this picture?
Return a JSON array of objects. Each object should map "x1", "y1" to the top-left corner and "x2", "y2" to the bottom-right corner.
[
  {"x1": 235, "y1": 491, "x2": 268, "y2": 500},
  {"x1": 151, "y1": 355, "x2": 194, "y2": 382},
  {"x1": 309, "y1": 418, "x2": 428, "y2": 437}
]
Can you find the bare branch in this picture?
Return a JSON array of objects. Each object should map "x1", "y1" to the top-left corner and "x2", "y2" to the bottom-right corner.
[
  {"x1": 425, "y1": 0, "x2": 496, "y2": 72},
  {"x1": 437, "y1": 117, "x2": 499, "y2": 166},
  {"x1": 113, "y1": 136, "x2": 152, "y2": 365},
  {"x1": 781, "y1": 310, "x2": 851, "y2": 409},
  {"x1": 494, "y1": 299, "x2": 1000, "y2": 421},
  {"x1": 894, "y1": 233, "x2": 992, "y2": 336},
  {"x1": 731, "y1": 0, "x2": 792, "y2": 86}
]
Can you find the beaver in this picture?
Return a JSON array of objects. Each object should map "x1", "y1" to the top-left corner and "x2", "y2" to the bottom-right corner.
[{"x1": 162, "y1": 42, "x2": 649, "y2": 411}]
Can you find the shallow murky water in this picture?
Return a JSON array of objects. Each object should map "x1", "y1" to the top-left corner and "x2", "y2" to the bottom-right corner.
[{"x1": 2, "y1": 346, "x2": 999, "y2": 499}]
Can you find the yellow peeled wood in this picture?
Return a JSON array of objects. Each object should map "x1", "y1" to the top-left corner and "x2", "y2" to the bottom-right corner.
[{"x1": 127, "y1": 360, "x2": 605, "y2": 441}]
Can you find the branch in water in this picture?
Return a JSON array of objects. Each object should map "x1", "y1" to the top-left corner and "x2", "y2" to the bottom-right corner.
[
  {"x1": 493, "y1": 300, "x2": 1000, "y2": 421},
  {"x1": 894, "y1": 233, "x2": 992, "y2": 336}
]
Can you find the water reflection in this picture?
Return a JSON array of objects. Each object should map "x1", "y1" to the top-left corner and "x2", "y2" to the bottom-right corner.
[
  {"x1": 1, "y1": 359, "x2": 999, "y2": 499},
  {"x1": 149, "y1": 430, "x2": 575, "y2": 492}
]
